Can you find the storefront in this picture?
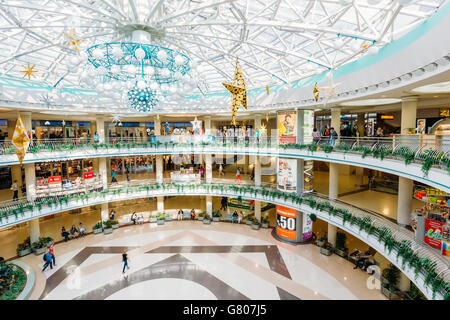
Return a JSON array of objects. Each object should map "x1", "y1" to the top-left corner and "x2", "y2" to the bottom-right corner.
[
  {"x1": 111, "y1": 156, "x2": 155, "y2": 175},
  {"x1": 32, "y1": 120, "x2": 91, "y2": 140},
  {"x1": 35, "y1": 159, "x2": 94, "y2": 179}
]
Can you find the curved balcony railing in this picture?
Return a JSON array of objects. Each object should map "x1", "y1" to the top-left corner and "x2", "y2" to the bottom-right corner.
[{"x1": 0, "y1": 178, "x2": 448, "y2": 300}]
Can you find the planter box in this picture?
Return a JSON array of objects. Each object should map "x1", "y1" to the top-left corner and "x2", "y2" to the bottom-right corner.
[
  {"x1": 212, "y1": 217, "x2": 220, "y2": 222},
  {"x1": 18, "y1": 247, "x2": 32, "y2": 257},
  {"x1": 103, "y1": 228, "x2": 113, "y2": 235},
  {"x1": 93, "y1": 228, "x2": 103, "y2": 234},
  {"x1": 320, "y1": 247, "x2": 332, "y2": 256},
  {"x1": 317, "y1": 240, "x2": 325, "y2": 247},
  {"x1": 261, "y1": 222, "x2": 270, "y2": 228},
  {"x1": 165, "y1": 216, "x2": 172, "y2": 221},
  {"x1": 203, "y1": 219, "x2": 211, "y2": 225},
  {"x1": 246, "y1": 219, "x2": 253, "y2": 225},
  {"x1": 198, "y1": 216, "x2": 204, "y2": 221},
  {"x1": 112, "y1": 224, "x2": 119, "y2": 229},
  {"x1": 150, "y1": 217, "x2": 157, "y2": 223},
  {"x1": 381, "y1": 286, "x2": 399, "y2": 300},
  {"x1": 33, "y1": 247, "x2": 47, "y2": 255},
  {"x1": 157, "y1": 219, "x2": 165, "y2": 225},
  {"x1": 251, "y1": 223, "x2": 261, "y2": 230},
  {"x1": 334, "y1": 248, "x2": 348, "y2": 258}
]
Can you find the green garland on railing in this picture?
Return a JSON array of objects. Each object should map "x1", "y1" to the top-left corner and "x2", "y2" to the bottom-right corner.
[
  {"x1": 6, "y1": 140, "x2": 450, "y2": 176},
  {"x1": 0, "y1": 181, "x2": 448, "y2": 299}
]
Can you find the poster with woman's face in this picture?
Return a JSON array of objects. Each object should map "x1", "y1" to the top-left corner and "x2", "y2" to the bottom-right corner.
[
  {"x1": 277, "y1": 158, "x2": 297, "y2": 192},
  {"x1": 278, "y1": 110, "x2": 297, "y2": 144},
  {"x1": 416, "y1": 119, "x2": 426, "y2": 134}
]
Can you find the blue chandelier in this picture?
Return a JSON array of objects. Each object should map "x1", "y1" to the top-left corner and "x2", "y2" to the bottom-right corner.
[{"x1": 85, "y1": 42, "x2": 195, "y2": 112}]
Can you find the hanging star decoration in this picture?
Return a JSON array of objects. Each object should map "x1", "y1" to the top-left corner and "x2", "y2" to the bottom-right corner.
[
  {"x1": 39, "y1": 93, "x2": 52, "y2": 109},
  {"x1": 313, "y1": 83, "x2": 320, "y2": 102},
  {"x1": 260, "y1": 123, "x2": 267, "y2": 136},
  {"x1": 11, "y1": 115, "x2": 30, "y2": 165},
  {"x1": 20, "y1": 63, "x2": 37, "y2": 80},
  {"x1": 223, "y1": 57, "x2": 247, "y2": 125},
  {"x1": 319, "y1": 72, "x2": 340, "y2": 107},
  {"x1": 112, "y1": 114, "x2": 122, "y2": 127},
  {"x1": 62, "y1": 28, "x2": 84, "y2": 55},
  {"x1": 266, "y1": 113, "x2": 269, "y2": 123},
  {"x1": 191, "y1": 117, "x2": 202, "y2": 134},
  {"x1": 266, "y1": 85, "x2": 270, "y2": 95}
]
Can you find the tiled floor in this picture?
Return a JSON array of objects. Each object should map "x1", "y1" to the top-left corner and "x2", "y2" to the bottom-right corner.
[{"x1": 19, "y1": 222, "x2": 386, "y2": 300}]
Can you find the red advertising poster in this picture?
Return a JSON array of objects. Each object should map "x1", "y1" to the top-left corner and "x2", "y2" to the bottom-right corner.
[
  {"x1": 84, "y1": 172, "x2": 94, "y2": 179},
  {"x1": 48, "y1": 176, "x2": 62, "y2": 184},
  {"x1": 424, "y1": 219, "x2": 443, "y2": 249},
  {"x1": 276, "y1": 205, "x2": 297, "y2": 240}
]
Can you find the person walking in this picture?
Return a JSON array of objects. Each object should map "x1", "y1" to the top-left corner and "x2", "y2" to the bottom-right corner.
[
  {"x1": 218, "y1": 163, "x2": 224, "y2": 176},
  {"x1": 312, "y1": 128, "x2": 320, "y2": 144},
  {"x1": 329, "y1": 127, "x2": 338, "y2": 146},
  {"x1": 235, "y1": 167, "x2": 242, "y2": 184},
  {"x1": 122, "y1": 250, "x2": 130, "y2": 273},
  {"x1": 11, "y1": 180, "x2": 18, "y2": 201},
  {"x1": 111, "y1": 170, "x2": 117, "y2": 183},
  {"x1": 177, "y1": 209, "x2": 183, "y2": 221},
  {"x1": 49, "y1": 243, "x2": 56, "y2": 266},
  {"x1": 42, "y1": 250, "x2": 53, "y2": 271}
]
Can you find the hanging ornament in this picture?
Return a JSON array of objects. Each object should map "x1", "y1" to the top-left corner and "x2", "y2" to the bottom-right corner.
[
  {"x1": 223, "y1": 57, "x2": 247, "y2": 125},
  {"x1": 260, "y1": 123, "x2": 267, "y2": 136},
  {"x1": 191, "y1": 117, "x2": 202, "y2": 133},
  {"x1": 319, "y1": 72, "x2": 340, "y2": 107},
  {"x1": 112, "y1": 114, "x2": 122, "y2": 126},
  {"x1": 62, "y1": 28, "x2": 85, "y2": 55},
  {"x1": 266, "y1": 113, "x2": 269, "y2": 122},
  {"x1": 20, "y1": 63, "x2": 38, "y2": 80},
  {"x1": 266, "y1": 85, "x2": 270, "y2": 95},
  {"x1": 313, "y1": 83, "x2": 320, "y2": 101}
]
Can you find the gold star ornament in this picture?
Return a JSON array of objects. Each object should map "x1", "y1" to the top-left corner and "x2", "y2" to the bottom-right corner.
[
  {"x1": 223, "y1": 57, "x2": 247, "y2": 126},
  {"x1": 313, "y1": 83, "x2": 320, "y2": 102},
  {"x1": 20, "y1": 63, "x2": 38, "y2": 80}
]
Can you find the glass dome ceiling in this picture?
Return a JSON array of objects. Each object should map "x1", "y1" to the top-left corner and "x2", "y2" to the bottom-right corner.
[{"x1": 0, "y1": 0, "x2": 445, "y2": 96}]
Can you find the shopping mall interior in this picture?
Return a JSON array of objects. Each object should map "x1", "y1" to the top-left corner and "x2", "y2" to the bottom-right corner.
[{"x1": 0, "y1": 0, "x2": 449, "y2": 304}]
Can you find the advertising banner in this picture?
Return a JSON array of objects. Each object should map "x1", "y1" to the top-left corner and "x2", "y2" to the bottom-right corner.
[
  {"x1": 424, "y1": 219, "x2": 443, "y2": 249},
  {"x1": 303, "y1": 110, "x2": 314, "y2": 143},
  {"x1": 303, "y1": 213, "x2": 312, "y2": 240},
  {"x1": 48, "y1": 176, "x2": 62, "y2": 184},
  {"x1": 276, "y1": 205, "x2": 297, "y2": 240},
  {"x1": 277, "y1": 158, "x2": 297, "y2": 192},
  {"x1": 278, "y1": 110, "x2": 297, "y2": 144},
  {"x1": 83, "y1": 172, "x2": 94, "y2": 180}
]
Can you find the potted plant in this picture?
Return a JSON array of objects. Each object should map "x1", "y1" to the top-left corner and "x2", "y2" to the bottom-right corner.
[
  {"x1": 111, "y1": 220, "x2": 119, "y2": 229},
  {"x1": 164, "y1": 212, "x2": 172, "y2": 221},
  {"x1": 317, "y1": 234, "x2": 327, "y2": 247},
  {"x1": 31, "y1": 238, "x2": 47, "y2": 255},
  {"x1": 43, "y1": 237, "x2": 54, "y2": 248},
  {"x1": 320, "y1": 242, "x2": 333, "y2": 256},
  {"x1": 203, "y1": 213, "x2": 211, "y2": 224},
  {"x1": 212, "y1": 210, "x2": 221, "y2": 222},
  {"x1": 93, "y1": 221, "x2": 103, "y2": 234},
  {"x1": 381, "y1": 264, "x2": 400, "y2": 300},
  {"x1": 334, "y1": 232, "x2": 348, "y2": 258},
  {"x1": 150, "y1": 214, "x2": 157, "y2": 223},
  {"x1": 103, "y1": 220, "x2": 113, "y2": 234},
  {"x1": 261, "y1": 217, "x2": 270, "y2": 228},
  {"x1": 157, "y1": 213, "x2": 165, "y2": 225},
  {"x1": 16, "y1": 238, "x2": 32, "y2": 257},
  {"x1": 251, "y1": 219, "x2": 261, "y2": 230},
  {"x1": 246, "y1": 215, "x2": 254, "y2": 225},
  {"x1": 198, "y1": 211, "x2": 205, "y2": 221}
]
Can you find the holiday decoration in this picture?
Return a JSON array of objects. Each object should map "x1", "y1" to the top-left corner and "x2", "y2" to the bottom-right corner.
[
  {"x1": 319, "y1": 72, "x2": 340, "y2": 107},
  {"x1": 112, "y1": 114, "x2": 122, "y2": 126},
  {"x1": 260, "y1": 123, "x2": 267, "y2": 135},
  {"x1": 191, "y1": 117, "x2": 202, "y2": 134},
  {"x1": 223, "y1": 57, "x2": 247, "y2": 125},
  {"x1": 11, "y1": 115, "x2": 30, "y2": 164},
  {"x1": 62, "y1": 28, "x2": 84, "y2": 55},
  {"x1": 266, "y1": 85, "x2": 270, "y2": 95},
  {"x1": 20, "y1": 63, "x2": 37, "y2": 80},
  {"x1": 313, "y1": 83, "x2": 319, "y2": 101},
  {"x1": 266, "y1": 113, "x2": 269, "y2": 123}
]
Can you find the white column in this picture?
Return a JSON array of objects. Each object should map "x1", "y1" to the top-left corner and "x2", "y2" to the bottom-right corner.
[
  {"x1": 29, "y1": 220, "x2": 40, "y2": 244},
  {"x1": 254, "y1": 113, "x2": 262, "y2": 136},
  {"x1": 204, "y1": 116, "x2": 212, "y2": 183},
  {"x1": 328, "y1": 162, "x2": 338, "y2": 247},
  {"x1": 328, "y1": 224, "x2": 337, "y2": 247},
  {"x1": 400, "y1": 97, "x2": 418, "y2": 135},
  {"x1": 204, "y1": 116, "x2": 211, "y2": 136},
  {"x1": 254, "y1": 200, "x2": 261, "y2": 222},
  {"x1": 206, "y1": 195, "x2": 212, "y2": 216},
  {"x1": 157, "y1": 196, "x2": 164, "y2": 213},
  {"x1": 397, "y1": 177, "x2": 413, "y2": 226},
  {"x1": 398, "y1": 272, "x2": 411, "y2": 292},
  {"x1": 329, "y1": 163, "x2": 338, "y2": 199},
  {"x1": 255, "y1": 156, "x2": 261, "y2": 187},
  {"x1": 330, "y1": 108, "x2": 341, "y2": 137},
  {"x1": 95, "y1": 114, "x2": 105, "y2": 143},
  {"x1": 355, "y1": 167, "x2": 364, "y2": 187},
  {"x1": 11, "y1": 165, "x2": 22, "y2": 196},
  {"x1": 101, "y1": 202, "x2": 109, "y2": 222},
  {"x1": 99, "y1": 157, "x2": 108, "y2": 188}
]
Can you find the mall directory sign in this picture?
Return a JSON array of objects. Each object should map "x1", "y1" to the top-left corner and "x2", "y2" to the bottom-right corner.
[{"x1": 276, "y1": 205, "x2": 297, "y2": 241}]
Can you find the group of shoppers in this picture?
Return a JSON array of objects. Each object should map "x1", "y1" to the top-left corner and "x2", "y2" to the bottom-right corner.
[
  {"x1": 61, "y1": 223, "x2": 86, "y2": 241},
  {"x1": 231, "y1": 211, "x2": 243, "y2": 224}
]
